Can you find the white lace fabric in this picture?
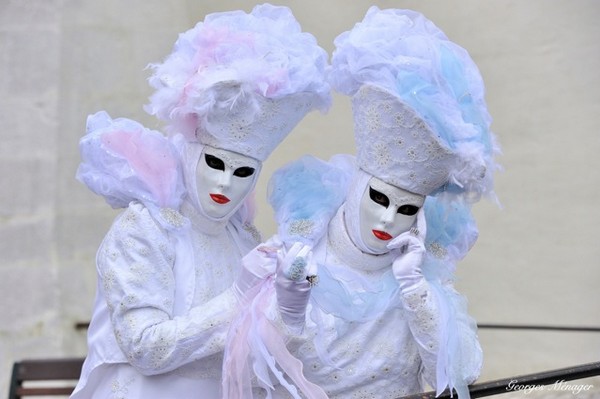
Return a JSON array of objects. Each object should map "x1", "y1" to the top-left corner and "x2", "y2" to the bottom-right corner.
[
  {"x1": 71, "y1": 201, "x2": 259, "y2": 399},
  {"x1": 229, "y1": 208, "x2": 481, "y2": 399},
  {"x1": 352, "y1": 85, "x2": 456, "y2": 196}
]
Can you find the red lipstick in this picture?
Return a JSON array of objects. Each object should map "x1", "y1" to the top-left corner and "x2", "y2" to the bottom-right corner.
[
  {"x1": 210, "y1": 193, "x2": 230, "y2": 204},
  {"x1": 372, "y1": 230, "x2": 392, "y2": 241}
]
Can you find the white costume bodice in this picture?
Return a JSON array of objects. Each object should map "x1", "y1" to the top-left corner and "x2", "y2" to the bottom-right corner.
[
  {"x1": 229, "y1": 207, "x2": 481, "y2": 399},
  {"x1": 283, "y1": 209, "x2": 440, "y2": 398},
  {"x1": 71, "y1": 200, "x2": 259, "y2": 399}
]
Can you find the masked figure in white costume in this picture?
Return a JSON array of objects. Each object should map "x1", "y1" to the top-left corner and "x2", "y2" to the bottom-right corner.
[
  {"x1": 70, "y1": 5, "x2": 330, "y2": 399},
  {"x1": 223, "y1": 8, "x2": 500, "y2": 399}
]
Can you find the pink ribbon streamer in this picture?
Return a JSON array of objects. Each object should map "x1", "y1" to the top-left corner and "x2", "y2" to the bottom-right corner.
[{"x1": 223, "y1": 278, "x2": 328, "y2": 399}]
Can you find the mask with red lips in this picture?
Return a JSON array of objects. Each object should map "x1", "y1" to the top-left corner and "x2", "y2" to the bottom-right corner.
[
  {"x1": 196, "y1": 145, "x2": 260, "y2": 219},
  {"x1": 358, "y1": 177, "x2": 425, "y2": 254}
]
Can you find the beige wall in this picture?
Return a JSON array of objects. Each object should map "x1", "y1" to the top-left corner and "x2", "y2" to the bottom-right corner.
[{"x1": 1, "y1": 0, "x2": 599, "y2": 395}]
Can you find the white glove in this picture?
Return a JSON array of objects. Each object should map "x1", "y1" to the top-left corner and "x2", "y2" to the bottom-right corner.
[
  {"x1": 232, "y1": 237, "x2": 281, "y2": 301},
  {"x1": 387, "y1": 209, "x2": 427, "y2": 292},
  {"x1": 275, "y1": 242, "x2": 315, "y2": 334}
]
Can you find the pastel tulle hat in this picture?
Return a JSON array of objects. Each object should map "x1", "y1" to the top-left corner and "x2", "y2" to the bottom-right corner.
[
  {"x1": 329, "y1": 7, "x2": 499, "y2": 198},
  {"x1": 144, "y1": 4, "x2": 331, "y2": 161}
]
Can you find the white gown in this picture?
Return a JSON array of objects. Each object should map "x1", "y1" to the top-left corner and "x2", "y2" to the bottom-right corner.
[
  {"x1": 71, "y1": 199, "x2": 260, "y2": 399},
  {"x1": 225, "y1": 206, "x2": 482, "y2": 399},
  {"x1": 284, "y1": 209, "x2": 439, "y2": 398}
]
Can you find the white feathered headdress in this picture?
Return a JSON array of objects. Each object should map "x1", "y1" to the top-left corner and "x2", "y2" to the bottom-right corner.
[
  {"x1": 329, "y1": 7, "x2": 500, "y2": 199},
  {"x1": 145, "y1": 4, "x2": 331, "y2": 161}
]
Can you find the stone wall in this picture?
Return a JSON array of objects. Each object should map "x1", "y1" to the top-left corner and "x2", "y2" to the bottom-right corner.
[{"x1": 1, "y1": 0, "x2": 599, "y2": 395}]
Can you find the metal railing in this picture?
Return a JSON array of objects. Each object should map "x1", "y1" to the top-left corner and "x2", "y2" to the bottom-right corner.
[
  {"x1": 400, "y1": 323, "x2": 600, "y2": 398},
  {"x1": 477, "y1": 323, "x2": 600, "y2": 333}
]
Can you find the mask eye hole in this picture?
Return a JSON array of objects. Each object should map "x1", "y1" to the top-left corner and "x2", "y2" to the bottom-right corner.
[
  {"x1": 233, "y1": 166, "x2": 255, "y2": 178},
  {"x1": 398, "y1": 204, "x2": 419, "y2": 216},
  {"x1": 369, "y1": 187, "x2": 390, "y2": 208},
  {"x1": 205, "y1": 154, "x2": 225, "y2": 171}
]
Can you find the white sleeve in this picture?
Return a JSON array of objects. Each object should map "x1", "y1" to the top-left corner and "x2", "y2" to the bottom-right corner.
[
  {"x1": 400, "y1": 280, "x2": 441, "y2": 387},
  {"x1": 400, "y1": 279, "x2": 482, "y2": 395},
  {"x1": 97, "y1": 202, "x2": 238, "y2": 375}
]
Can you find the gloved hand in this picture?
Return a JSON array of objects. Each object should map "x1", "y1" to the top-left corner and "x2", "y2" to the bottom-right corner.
[
  {"x1": 275, "y1": 242, "x2": 315, "y2": 334},
  {"x1": 232, "y1": 236, "x2": 282, "y2": 302},
  {"x1": 387, "y1": 209, "x2": 427, "y2": 292}
]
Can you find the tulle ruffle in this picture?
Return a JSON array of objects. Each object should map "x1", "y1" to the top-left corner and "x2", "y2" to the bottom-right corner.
[
  {"x1": 76, "y1": 111, "x2": 185, "y2": 211},
  {"x1": 145, "y1": 3, "x2": 331, "y2": 140},
  {"x1": 422, "y1": 196, "x2": 484, "y2": 397},
  {"x1": 420, "y1": 271, "x2": 482, "y2": 399},
  {"x1": 268, "y1": 154, "x2": 354, "y2": 247},
  {"x1": 223, "y1": 279, "x2": 328, "y2": 399},
  {"x1": 424, "y1": 195, "x2": 479, "y2": 267},
  {"x1": 329, "y1": 6, "x2": 500, "y2": 201}
]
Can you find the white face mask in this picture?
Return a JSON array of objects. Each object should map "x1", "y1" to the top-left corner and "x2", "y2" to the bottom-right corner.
[
  {"x1": 196, "y1": 146, "x2": 260, "y2": 219},
  {"x1": 359, "y1": 177, "x2": 425, "y2": 253}
]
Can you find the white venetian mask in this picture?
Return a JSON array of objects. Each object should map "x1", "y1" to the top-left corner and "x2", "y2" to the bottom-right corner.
[
  {"x1": 196, "y1": 145, "x2": 260, "y2": 219},
  {"x1": 359, "y1": 177, "x2": 425, "y2": 253}
]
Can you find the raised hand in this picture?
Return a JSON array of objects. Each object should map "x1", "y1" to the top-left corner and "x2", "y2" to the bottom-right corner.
[{"x1": 387, "y1": 209, "x2": 427, "y2": 292}]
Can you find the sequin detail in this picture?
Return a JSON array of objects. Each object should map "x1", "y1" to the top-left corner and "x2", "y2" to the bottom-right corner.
[
  {"x1": 427, "y1": 242, "x2": 448, "y2": 259},
  {"x1": 159, "y1": 208, "x2": 184, "y2": 228},
  {"x1": 243, "y1": 222, "x2": 262, "y2": 243},
  {"x1": 110, "y1": 374, "x2": 135, "y2": 399},
  {"x1": 286, "y1": 257, "x2": 306, "y2": 280},
  {"x1": 288, "y1": 219, "x2": 314, "y2": 238}
]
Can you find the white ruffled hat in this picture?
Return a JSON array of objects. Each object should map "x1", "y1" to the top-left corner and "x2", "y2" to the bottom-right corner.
[
  {"x1": 330, "y1": 7, "x2": 499, "y2": 198},
  {"x1": 145, "y1": 4, "x2": 331, "y2": 161},
  {"x1": 352, "y1": 84, "x2": 457, "y2": 196}
]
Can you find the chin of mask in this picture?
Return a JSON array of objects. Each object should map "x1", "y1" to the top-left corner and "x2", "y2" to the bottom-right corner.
[
  {"x1": 196, "y1": 146, "x2": 260, "y2": 219},
  {"x1": 359, "y1": 177, "x2": 425, "y2": 253}
]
